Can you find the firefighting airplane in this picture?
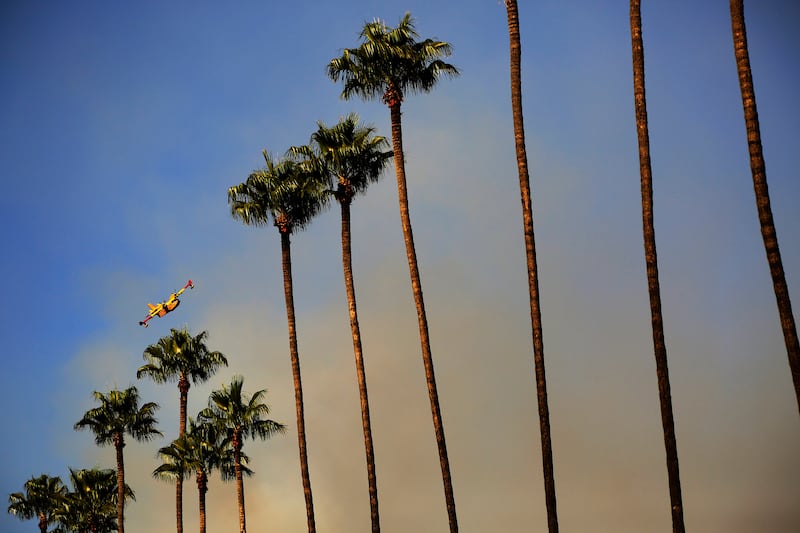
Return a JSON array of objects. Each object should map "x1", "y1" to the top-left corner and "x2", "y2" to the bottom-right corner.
[{"x1": 139, "y1": 280, "x2": 194, "y2": 327}]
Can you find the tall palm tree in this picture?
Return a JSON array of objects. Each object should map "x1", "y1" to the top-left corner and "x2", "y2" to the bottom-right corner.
[
  {"x1": 138, "y1": 327, "x2": 228, "y2": 533},
  {"x1": 7, "y1": 474, "x2": 67, "y2": 533},
  {"x1": 154, "y1": 419, "x2": 238, "y2": 533},
  {"x1": 629, "y1": 2, "x2": 685, "y2": 532},
  {"x1": 292, "y1": 114, "x2": 391, "y2": 532},
  {"x1": 502, "y1": 2, "x2": 559, "y2": 531},
  {"x1": 327, "y1": 14, "x2": 460, "y2": 531},
  {"x1": 228, "y1": 151, "x2": 327, "y2": 533},
  {"x1": 54, "y1": 467, "x2": 133, "y2": 533},
  {"x1": 729, "y1": 0, "x2": 800, "y2": 412},
  {"x1": 199, "y1": 375, "x2": 286, "y2": 533},
  {"x1": 74, "y1": 387, "x2": 161, "y2": 533}
]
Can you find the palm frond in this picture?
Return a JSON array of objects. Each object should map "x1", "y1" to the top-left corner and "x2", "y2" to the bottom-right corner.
[
  {"x1": 74, "y1": 386, "x2": 161, "y2": 445},
  {"x1": 139, "y1": 328, "x2": 228, "y2": 385},
  {"x1": 228, "y1": 151, "x2": 329, "y2": 235},
  {"x1": 328, "y1": 11, "x2": 459, "y2": 104},
  {"x1": 202, "y1": 376, "x2": 285, "y2": 448},
  {"x1": 302, "y1": 114, "x2": 392, "y2": 202},
  {"x1": 6, "y1": 474, "x2": 66, "y2": 525}
]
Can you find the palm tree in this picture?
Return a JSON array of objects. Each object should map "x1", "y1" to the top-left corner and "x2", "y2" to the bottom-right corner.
[
  {"x1": 199, "y1": 375, "x2": 286, "y2": 533},
  {"x1": 291, "y1": 114, "x2": 391, "y2": 532},
  {"x1": 7, "y1": 474, "x2": 67, "y2": 533},
  {"x1": 327, "y1": 13, "x2": 460, "y2": 531},
  {"x1": 74, "y1": 387, "x2": 161, "y2": 533},
  {"x1": 502, "y1": 2, "x2": 559, "y2": 531},
  {"x1": 228, "y1": 151, "x2": 327, "y2": 533},
  {"x1": 154, "y1": 418, "x2": 241, "y2": 533},
  {"x1": 153, "y1": 436, "x2": 194, "y2": 532},
  {"x1": 729, "y1": 0, "x2": 800, "y2": 412},
  {"x1": 629, "y1": 2, "x2": 685, "y2": 532},
  {"x1": 54, "y1": 467, "x2": 133, "y2": 533},
  {"x1": 138, "y1": 327, "x2": 228, "y2": 533}
]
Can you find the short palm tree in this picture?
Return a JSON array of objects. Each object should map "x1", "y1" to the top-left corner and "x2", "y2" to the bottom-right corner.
[
  {"x1": 54, "y1": 467, "x2": 133, "y2": 533},
  {"x1": 228, "y1": 151, "x2": 327, "y2": 533},
  {"x1": 199, "y1": 375, "x2": 286, "y2": 533},
  {"x1": 74, "y1": 387, "x2": 161, "y2": 533},
  {"x1": 7, "y1": 474, "x2": 67, "y2": 533},
  {"x1": 328, "y1": 13, "x2": 460, "y2": 531},
  {"x1": 503, "y1": 1, "x2": 559, "y2": 531},
  {"x1": 138, "y1": 327, "x2": 228, "y2": 533},
  {"x1": 154, "y1": 418, "x2": 241, "y2": 533},
  {"x1": 154, "y1": 436, "x2": 194, "y2": 533},
  {"x1": 729, "y1": 0, "x2": 800, "y2": 412},
  {"x1": 630, "y1": 2, "x2": 685, "y2": 531},
  {"x1": 292, "y1": 114, "x2": 391, "y2": 532}
]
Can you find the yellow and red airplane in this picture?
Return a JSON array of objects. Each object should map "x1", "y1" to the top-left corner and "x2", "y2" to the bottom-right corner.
[{"x1": 139, "y1": 280, "x2": 194, "y2": 327}]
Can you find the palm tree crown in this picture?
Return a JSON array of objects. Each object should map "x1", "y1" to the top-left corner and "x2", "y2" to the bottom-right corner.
[
  {"x1": 7, "y1": 474, "x2": 67, "y2": 533},
  {"x1": 327, "y1": 12, "x2": 459, "y2": 106},
  {"x1": 154, "y1": 417, "x2": 243, "y2": 484},
  {"x1": 74, "y1": 387, "x2": 161, "y2": 446},
  {"x1": 55, "y1": 468, "x2": 134, "y2": 533},
  {"x1": 228, "y1": 151, "x2": 328, "y2": 235},
  {"x1": 154, "y1": 433, "x2": 197, "y2": 485},
  {"x1": 138, "y1": 328, "x2": 229, "y2": 396},
  {"x1": 200, "y1": 375, "x2": 286, "y2": 444},
  {"x1": 292, "y1": 113, "x2": 392, "y2": 203}
]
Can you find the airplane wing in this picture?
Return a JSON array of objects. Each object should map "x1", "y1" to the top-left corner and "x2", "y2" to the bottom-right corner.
[{"x1": 176, "y1": 280, "x2": 194, "y2": 297}]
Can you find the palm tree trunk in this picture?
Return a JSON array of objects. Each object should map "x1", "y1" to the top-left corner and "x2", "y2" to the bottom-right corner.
[
  {"x1": 197, "y1": 470, "x2": 208, "y2": 533},
  {"x1": 388, "y1": 100, "x2": 458, "y2": 532},
  {"x1": 179, "y1": 374, "x2": 190, "y2": 434},
  {"x1": 630, "y1": 2, "x2": 686, "y2": 531},
  {"x1": 504, "y1": 2, "x2": 559, "y2": 531},
  {"x1": 177, "y1": 375, "x2": 189, "y2": 533},
  {"x1": 729, "y1": 0, "x2": 800, "y2": 413},
  {"x1": 114, "y1": 433, "x2": 126, "y2": 533},
  {"x1": 234, "y1": 439, "x2": 246, "y2": 533},
  {"x1": 280, "y1": 230, "x2": 316, "y2": 533},
  {"x1": 38, "y1": 512, "x2": 47, "y2": 533},
  {"x1": 175, "y1": 477, "x2": 184, "y2": 533},
  {"x1": 340, "y1": 197, "x2": 381, "y2": 532},
  {"x1": 175, "y1": 476, "x2": 184, "y2": 533}
]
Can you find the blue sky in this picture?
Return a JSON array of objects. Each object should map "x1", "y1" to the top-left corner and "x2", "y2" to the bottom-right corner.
[{"x1": 2, "y1": 1, "x2": 799, "y2": 531}]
